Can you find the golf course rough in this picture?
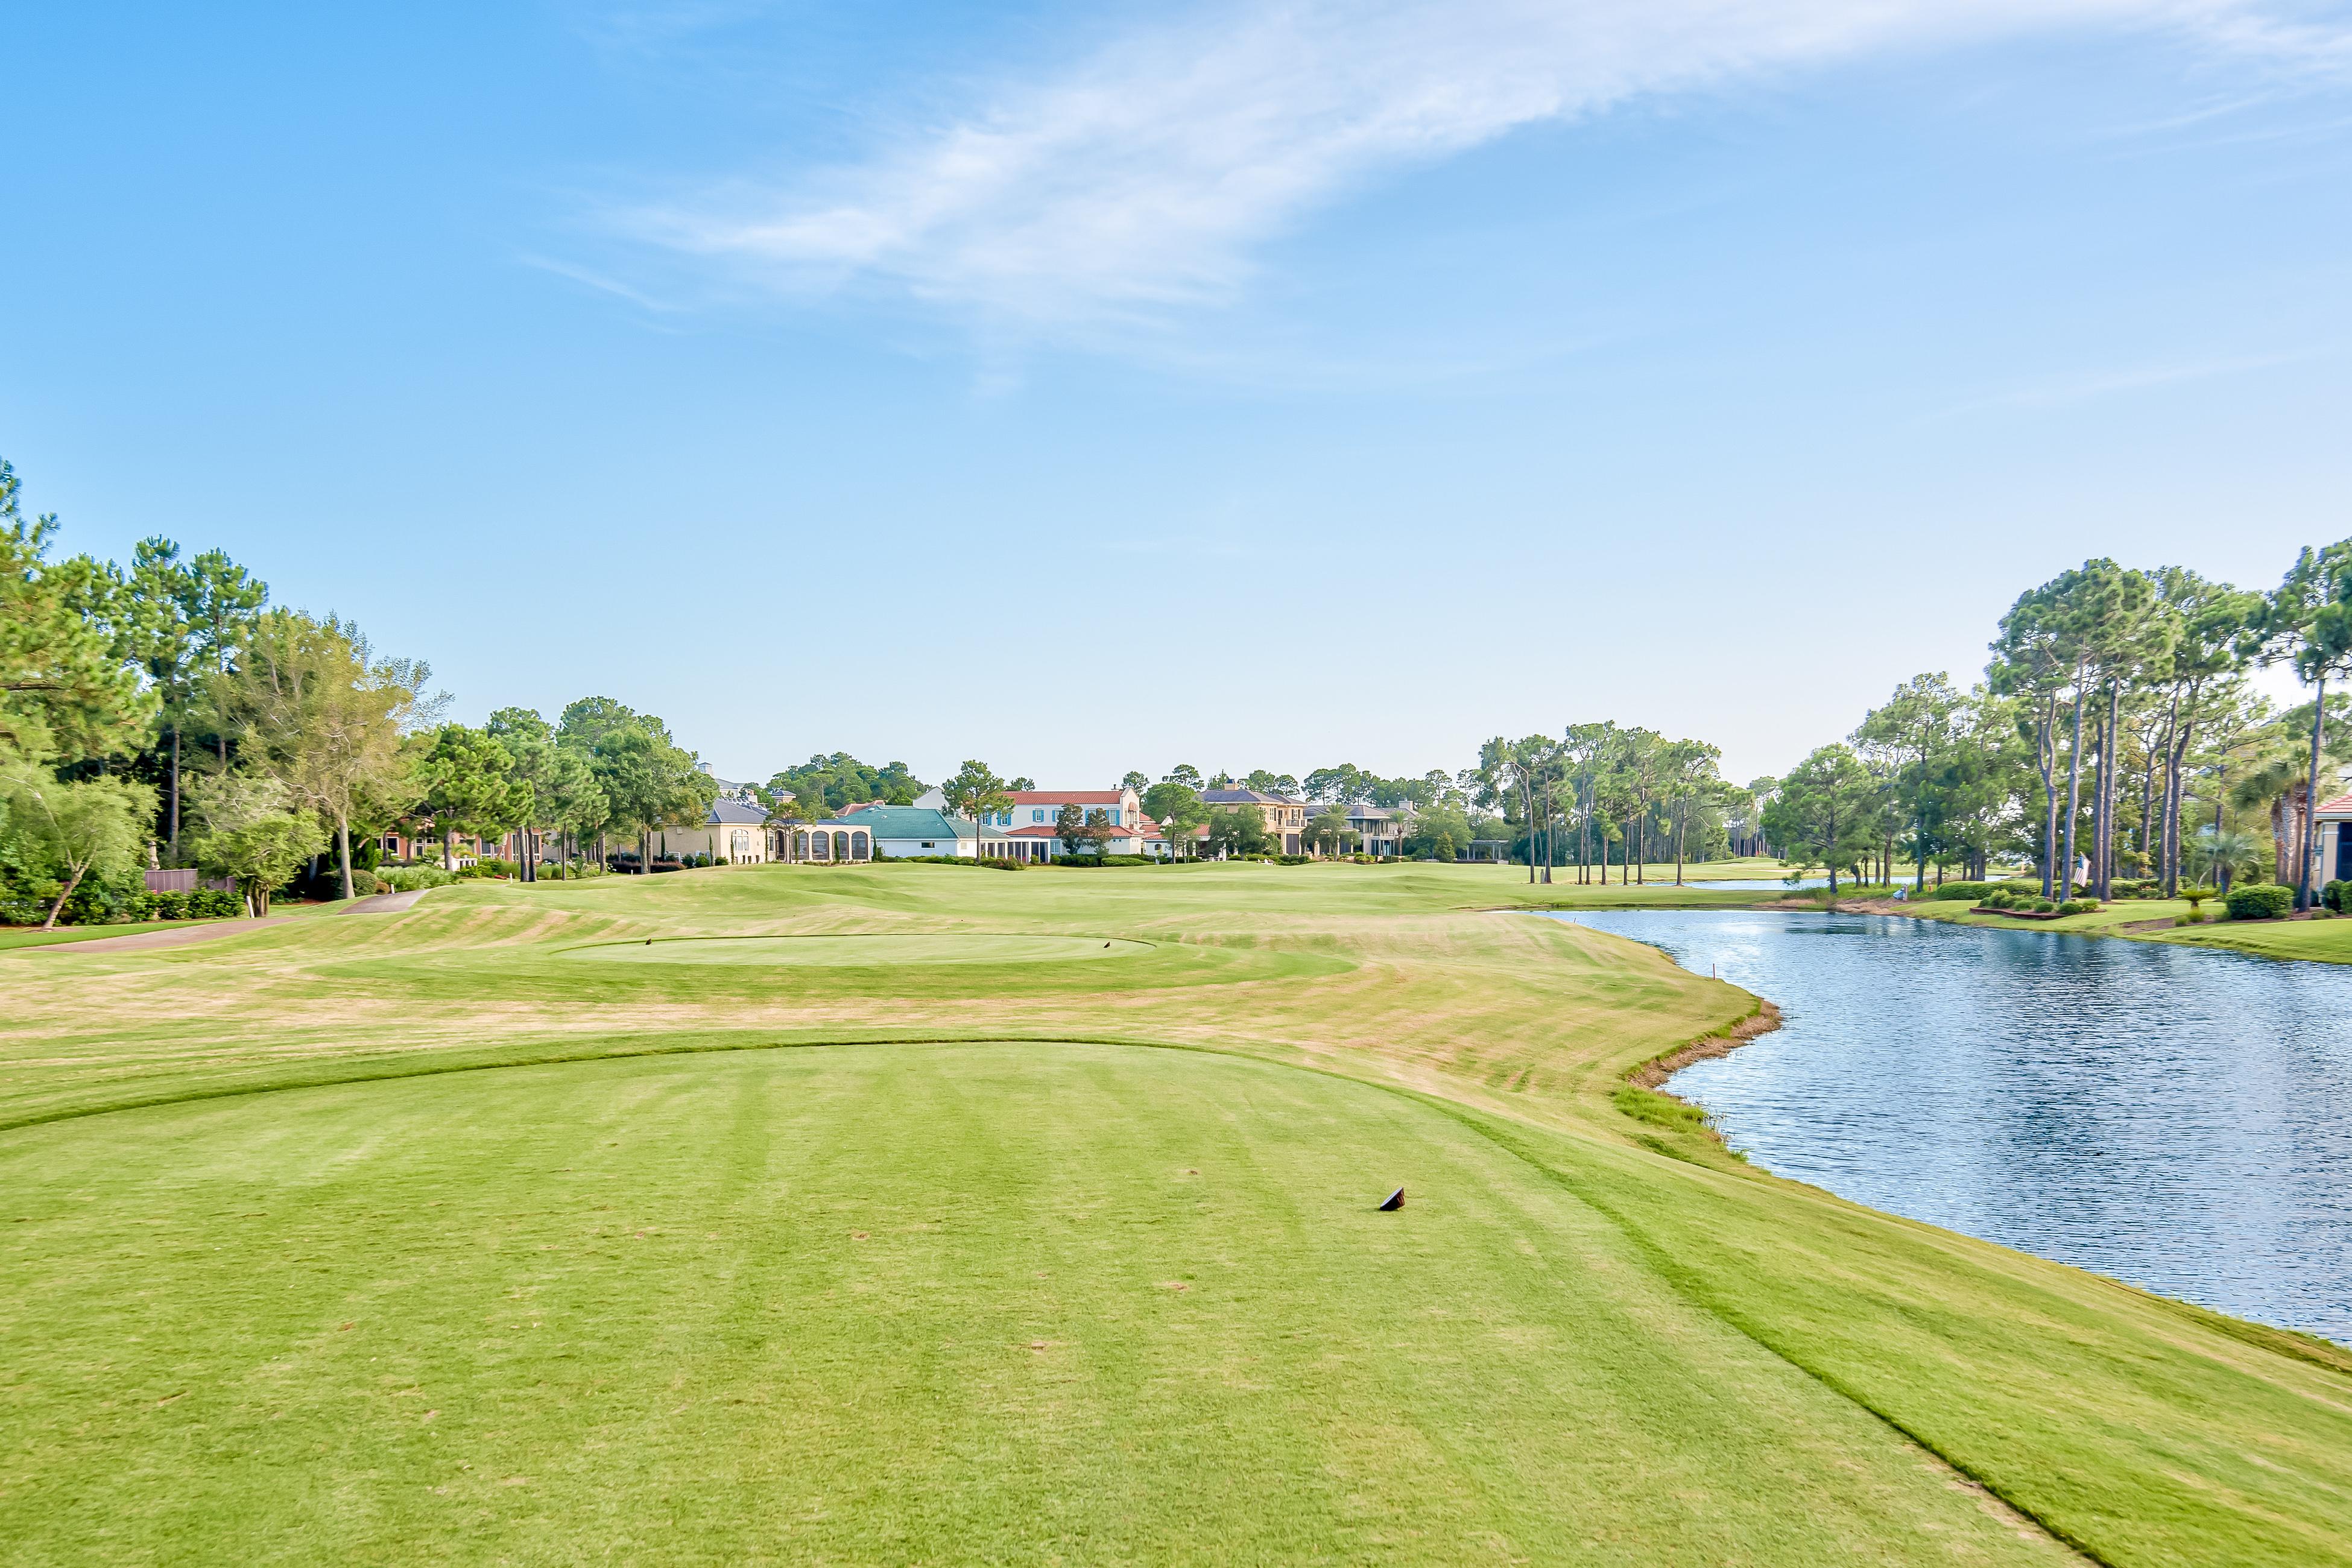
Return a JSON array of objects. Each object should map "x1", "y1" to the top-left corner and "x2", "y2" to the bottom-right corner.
[{"x1": 3, "y1": 860, "x2": 2348, "y2": 1565}]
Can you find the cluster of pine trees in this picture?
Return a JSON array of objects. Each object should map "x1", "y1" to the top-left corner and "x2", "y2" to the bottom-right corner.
[
  {"x1": 0, "y1": 458, "x2": 718, "y2": 926},
  {"x1": 1763, "y1": 549, "x2": 2352, "y2": 903}
]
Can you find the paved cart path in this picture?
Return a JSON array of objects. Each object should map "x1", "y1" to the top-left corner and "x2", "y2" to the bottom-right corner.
[
  {"x1": 341, "y1": 889, "x2": 429, "y2": 914},
  {"x1": 19, "y1": 917, "x2": 288, "y2": 954},
  {"x1": 17, "y1": 889, "x2": 428, "y2": 954}
]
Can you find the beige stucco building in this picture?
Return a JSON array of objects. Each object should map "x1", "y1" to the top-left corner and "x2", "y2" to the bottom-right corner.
[{"x1": 650, "y1": 800, "x2": 774, "y2": 864}]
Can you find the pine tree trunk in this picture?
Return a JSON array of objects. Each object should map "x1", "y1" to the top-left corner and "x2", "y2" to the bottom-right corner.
[
  {"x1": 2163, "y1": 694, "x2": 2196, "y2": 896},
  {"x1": 2038, "y1": 704, "x2": 2058, "y2": 900},
  {"x1": 2297, "y1": 671, "x2": 2327, "y2": 908},
  {"x1": 1541, "y1": 773, "x2": 1554, "y2": 884},
  {"x1": 168, "y1": 727, "x2": 181, "y2": 858},
  {"x1": 2098, "y1": 710, "x2": 2117, "y2": 893},
  {"x1": 2101, "y1": 681, "x2": 2121, "y2": 898},
  {"x1": 337, "y1": 815, "x2": 353, "y2": 901},
  {"x1": 1522, "y1": 776, "x2": 1535, "y2": 883},
  {"x1": 2060, "y1": 684, "x2": 2086, "y2": 897}
]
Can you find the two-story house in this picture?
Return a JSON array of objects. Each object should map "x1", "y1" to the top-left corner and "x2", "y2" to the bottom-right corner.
[
  {"x1": 1338, "y1": 802, "x2": 1408, "y2": 858},
  {"x1": 1200, "y1": 787, "x2": 1310, "y2": 855},
  {"x1": 987, "y1": 788, "x2": 1151, "y2": 859}
]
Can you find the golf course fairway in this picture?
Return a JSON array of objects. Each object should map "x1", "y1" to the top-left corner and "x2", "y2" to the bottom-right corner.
[{"x1": 4, "y1": 861, "x2": 2350, "y2": 1564}]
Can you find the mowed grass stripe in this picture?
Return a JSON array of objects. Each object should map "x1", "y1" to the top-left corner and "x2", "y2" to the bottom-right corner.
[{"x1": 0, "y1": 1043, "x2": 2066, "y2": 1564}]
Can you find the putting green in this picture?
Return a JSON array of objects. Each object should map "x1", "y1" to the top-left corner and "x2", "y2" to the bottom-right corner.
[
  {"x1": 563, "y1": 932, "x2": 1152, "y2": 965},
  {"x1": 0, "y1": 1042, "x2": 2061, "y2": 1564}
]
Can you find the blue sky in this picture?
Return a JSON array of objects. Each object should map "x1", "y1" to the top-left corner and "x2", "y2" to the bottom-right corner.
[{"x1": 7, "y1": 2, "x2": 2350, "y2": 788}]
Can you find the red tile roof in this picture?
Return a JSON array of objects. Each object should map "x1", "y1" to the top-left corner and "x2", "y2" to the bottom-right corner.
[
  {"x1": 1003, "y1": 822, "x2": 1145, "y2": 838},
  {"x1": 2319, "y1": 794, "x2": 2352, "y2": 817}
]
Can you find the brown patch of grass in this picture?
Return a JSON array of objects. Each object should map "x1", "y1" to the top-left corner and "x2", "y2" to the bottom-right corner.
[{"x1": 1626, "y1": 1001, "x2": 1784, "y2": 1091}]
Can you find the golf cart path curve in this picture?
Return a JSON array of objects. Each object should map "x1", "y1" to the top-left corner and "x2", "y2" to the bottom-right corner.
[
  {"x1": 20, "y1": 888, "x2": 429, "y2": 954},
  {"x1": 342, "y1": 888, "x2": 429, "y2": 914},
  {"x1": 21, "y1": 917, "x2": 289, "y2": 953}
]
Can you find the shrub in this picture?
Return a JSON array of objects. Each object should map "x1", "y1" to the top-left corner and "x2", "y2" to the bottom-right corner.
[
  {"x1": 44, "y1": 868, "x2": 147, "y2": 926},
  {"x1": 347, "y1": 868, "x2": 385, "y2": 896},
  {"x1": 1932, "y1": 880, "x2": 1996, "y2": 901},
  {"x1": 2325, "y1": 879, "x2": 2348, "y2": 913},
  {"x1": 190, "y1": 887, "x2": 243, "y2": 917},
  {"x1": 2226, "y1": 883, "x2": 2294, "y2": 921},
  {"x1": 2032, "y1": 899, "x2": 2056, "y2": 912},
  {"x1": 2056, "y1": 899, "x2": 2098, "y2": 915},
  {"x1": 381, "y1": 865, "x2": 457, "y2": 893},
  {"x1": 2173, "y1": 911, "x2": 2203, "y2": 927},
  {"x1": 1999, "y1": 879, "x2": 2043, "y2": 896}
]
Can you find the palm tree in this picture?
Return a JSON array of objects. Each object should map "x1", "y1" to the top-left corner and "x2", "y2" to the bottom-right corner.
[
  {"x1": 2191, "y1": 828, "x2": 2262, "y2": 894},
  {"x1": 2231, "y1": 752, "x2": 2315, "y2": 898}
]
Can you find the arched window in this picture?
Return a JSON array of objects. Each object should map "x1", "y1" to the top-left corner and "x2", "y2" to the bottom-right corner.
[
  {"x1": 810, "y1": 832, "x2": 829, "y2": 861},
  {"x1": 850, "y1": 831, "x2": 869, "y2": 861},
  {"x1": 833, "y1": 831, "x2": 849, "y2": 860}
]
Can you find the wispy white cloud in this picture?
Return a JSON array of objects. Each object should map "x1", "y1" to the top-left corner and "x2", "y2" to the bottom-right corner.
[
  {"x1": 621, "y1": 0, "x2": 2351, "y2": 334},
  {"x1": 516, "y1": 251, "x2": 688, "y2": 314},
  {"x1": 1932, "y1": 344, "x2": 2341, "y2": 416}
]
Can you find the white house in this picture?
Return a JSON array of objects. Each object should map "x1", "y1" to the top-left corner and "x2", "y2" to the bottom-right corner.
[
  {"x1": 983, "y1": 788, "x2": 1156, "y2": 859},
  {"x1": 986, "y1": 788, "x2": 1143, "y2": 833}
]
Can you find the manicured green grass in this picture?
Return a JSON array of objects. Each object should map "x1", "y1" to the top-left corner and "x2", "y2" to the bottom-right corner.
[
  {"x1": 0, "y1": 1043, "x2": 2066, "y2": 1564},
  {"x1": 2154, "y1": 912, "x2": 2352, "y2": 962},
  {"x1": 1896, "y1": 893, "x2": 2352, "y2": 963},
  {"x1": 561, "y1": 932, "x2": 1155, "y2": 966},
  {"x1": 4, "y1": 860, "x2": 2350, "y2": 1563}
]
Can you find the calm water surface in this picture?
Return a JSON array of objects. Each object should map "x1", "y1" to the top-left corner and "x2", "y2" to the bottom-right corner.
[{"x1": 1547, "y1": 909, "x2": 2352, "y2": 1341}]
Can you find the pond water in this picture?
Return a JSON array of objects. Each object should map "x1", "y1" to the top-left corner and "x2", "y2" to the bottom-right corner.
[{"x1": 1545, "y1": 909, "x2": 2352, "y2": 1342}]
